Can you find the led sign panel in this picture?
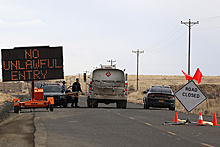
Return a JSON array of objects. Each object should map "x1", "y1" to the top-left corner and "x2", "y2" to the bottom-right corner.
[{"x1": 1, "y1": 46, "x2": 63, "y2": 82}]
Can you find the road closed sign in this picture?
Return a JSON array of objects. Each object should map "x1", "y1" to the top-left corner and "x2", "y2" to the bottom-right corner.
[{"x1": 175, "y1": 80, "x2": 208, "y2": 112}]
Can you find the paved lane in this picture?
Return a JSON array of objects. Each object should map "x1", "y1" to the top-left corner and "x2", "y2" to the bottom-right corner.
[{"x1": 34, "y1": 96, "x2": 220, "y2": 147}]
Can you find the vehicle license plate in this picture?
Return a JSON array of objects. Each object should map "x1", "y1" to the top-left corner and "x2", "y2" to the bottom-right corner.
[{"x1": 159, "y1": 100, "x2": 164, "y2": 103}]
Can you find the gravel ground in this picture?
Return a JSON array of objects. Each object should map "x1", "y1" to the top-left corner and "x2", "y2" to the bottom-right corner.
[
  {"x1": 0, "y1": 94, "x2": 30, "y2": 123},
  {"x1": 0, "y1": 101, "x2": 14, "y2": 122}
]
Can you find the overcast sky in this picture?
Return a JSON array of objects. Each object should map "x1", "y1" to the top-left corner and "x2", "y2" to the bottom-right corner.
[{"x1": 0, "y1": 0, "x2": 220, "y2": 76}]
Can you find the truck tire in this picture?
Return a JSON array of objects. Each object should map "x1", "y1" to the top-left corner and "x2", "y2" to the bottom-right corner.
[
  {"x1": 14, "y1": 106, "x2": 20, "y2": 113},
  {"x1": 92, "y1": 100, "x2": 98, "y2": 108},
  {"x1": 117, "y1": 100, "x2": 127, "y2": 109},
  {"x1": 49, "y1": 104, "x2": 54, "y2": 111},
  {"x1": 87, "y1": 98, "x2": 92, "y2": 108}
]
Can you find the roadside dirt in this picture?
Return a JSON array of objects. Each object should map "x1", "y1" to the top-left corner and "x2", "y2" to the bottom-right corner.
[{"x1": 0, "y1": 111, "x2": 35, "y2": 147}]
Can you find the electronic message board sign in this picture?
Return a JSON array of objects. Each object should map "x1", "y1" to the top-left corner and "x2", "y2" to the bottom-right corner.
[{"x1": 1, "y1": 46, "x2": 64, "y2": 82}]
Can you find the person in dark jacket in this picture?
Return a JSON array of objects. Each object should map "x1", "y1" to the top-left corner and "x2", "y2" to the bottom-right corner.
[
  {"x1": 72, "y1": 78, "x2": 82, "y2": 107},
  {"x1": 61, "y1": 81, "x2": 66, "y2": 92}
]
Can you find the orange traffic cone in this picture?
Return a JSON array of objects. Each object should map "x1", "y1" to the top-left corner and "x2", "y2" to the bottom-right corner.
[
  {"x1": 212, "y1": 113, "x2": 220, "y2": 126},
  {"x1": 197, "y1": 112, "x2": 205, "y2": 126},
  {"x1": 174, "y1": 112, "x2": 179, "y2": 123}
]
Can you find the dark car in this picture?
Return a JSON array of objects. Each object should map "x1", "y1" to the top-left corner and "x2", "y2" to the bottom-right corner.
[
  {"x1": 143, "y1": 85, "x2": 175, "y2": 110},
  {"x1": 42, "y1": 84, "x2": 68, "y2": 107}
]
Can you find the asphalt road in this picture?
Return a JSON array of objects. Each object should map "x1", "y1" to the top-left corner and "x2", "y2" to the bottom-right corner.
[{"x1": 1, "y1": 96, "x2": 220, "y2": 147}]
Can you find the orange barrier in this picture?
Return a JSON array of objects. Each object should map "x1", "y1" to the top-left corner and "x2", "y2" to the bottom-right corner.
[
  {"x1": 212, "y1": 113, "x2": 220, "y2": 126},
  {"x1": 197, "y1": 112, "x2": 206, "y2": 126},
  {"x1": 174, "y1": 112, "x2": 179, "y2": 123}
]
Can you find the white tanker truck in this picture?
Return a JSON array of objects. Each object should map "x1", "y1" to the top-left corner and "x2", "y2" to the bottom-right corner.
[{"x1": 84, "y1": 65, "x2": 128, "y2": 108}]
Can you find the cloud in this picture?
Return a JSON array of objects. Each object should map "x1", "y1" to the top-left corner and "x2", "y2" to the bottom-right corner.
[{"x1": 0, "y1": 19, "x2": 46, "y2": 27}]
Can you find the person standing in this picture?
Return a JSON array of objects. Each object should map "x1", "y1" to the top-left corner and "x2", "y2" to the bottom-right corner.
[
  {"x1": 72, "y1": 78, "x2": 82, "y2": 107},
  {"x1": 62, "y1": 81, "x2": 66, "y2": 92}
]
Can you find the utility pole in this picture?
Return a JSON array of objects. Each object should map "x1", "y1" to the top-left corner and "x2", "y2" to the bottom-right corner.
[
  {"x1": 107, "y1": 59, "x2": 116, "y2": 66},
  {"x1": 181, "y1": 19, "x2": 199, "y2": 75},
  {"x1": 132, "y1": 49, "x2": 144, "y2": 91}
]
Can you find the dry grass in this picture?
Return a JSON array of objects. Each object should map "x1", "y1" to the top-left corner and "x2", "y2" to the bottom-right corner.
[
  {"x1": 0, "y1": 75, "x2": 219, "y2": 117},
  {"x1": 127, "y1": 75, "x2": 220, "y2": 117}
]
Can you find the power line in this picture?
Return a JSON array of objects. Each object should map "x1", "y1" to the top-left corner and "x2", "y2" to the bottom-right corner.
[
  {"x1": 132, "y1": 49, "x2": 144, "y2": 91},
  {"x1": 200, "y1": 16, "x2": 220, "y2": 21},
  {"x1": 181, "y1": 19, "x2": 199, "y2": 75},
  {"x1": 148, "y1": 30, "x2": 187, "y2": 56},
  {"x1": 145, "y1": 24, "x2": 182, "y2": 50}
]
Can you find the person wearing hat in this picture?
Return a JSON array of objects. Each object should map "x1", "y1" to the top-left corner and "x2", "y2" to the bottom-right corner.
[
  {"x1": 62, "y1": 81, "x2": 66, "y2": 92},
  {"x1": 72, "y1": 78, "x2": 82, "y2": 107}
]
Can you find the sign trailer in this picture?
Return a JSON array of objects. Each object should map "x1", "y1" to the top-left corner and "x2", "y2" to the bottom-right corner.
[{"x1": 1, "y1": 46, "x2": 64, "y2": 113}]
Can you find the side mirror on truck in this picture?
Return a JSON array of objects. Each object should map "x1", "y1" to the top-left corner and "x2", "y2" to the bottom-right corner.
[{"x1": 125, "y1": 73, "x2": 128, "y2": 81}]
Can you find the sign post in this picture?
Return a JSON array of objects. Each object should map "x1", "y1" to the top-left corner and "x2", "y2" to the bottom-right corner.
[{"x1": 175, "y1": 80, "x2": 208, "y2": 123}]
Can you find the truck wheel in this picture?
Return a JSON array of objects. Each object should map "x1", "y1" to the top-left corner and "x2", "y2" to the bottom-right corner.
[
  {"x1": 14, "y1": 106, "x2": 20, "y2": 113},
  {"x1": 92, "y1": 100, "x2": 98, "y2": 108},
  {"x1": 49, "y1": 104, "x2": 54, "y2": 111},
  {"x1": 117, "y1": 100, "x2": 127, "y2": 109},
  {"x1": 87, "y1": 98, "x2": 92, "y2": 108}
]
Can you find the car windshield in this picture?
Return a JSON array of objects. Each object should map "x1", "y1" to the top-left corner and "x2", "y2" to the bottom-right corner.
[
  {"x1": 43, "y1": 86, "x2": 63, "y2": 93},
  {"x1": 150, "y1": 87, "x2": 173, "y2": 94}
]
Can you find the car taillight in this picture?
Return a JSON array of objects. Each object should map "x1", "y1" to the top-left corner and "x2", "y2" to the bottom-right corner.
[
  {"x1": 148, "y1": 94, "x2": 154, "y2": 97},
  {"x1": 168, "y1": 96, "x2": 175, "y2": 99}
]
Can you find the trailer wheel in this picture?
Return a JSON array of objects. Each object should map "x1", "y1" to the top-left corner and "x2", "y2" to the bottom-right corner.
[
  {"x1": 117, "y1": 100, "x2": 127, "y2": 109},
  {"x1": 14, "y1": 106, "x2": 20, "y2": 113},
  {"x1": 49, "y1": 104, "x2": 54, "y2": 111}
]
